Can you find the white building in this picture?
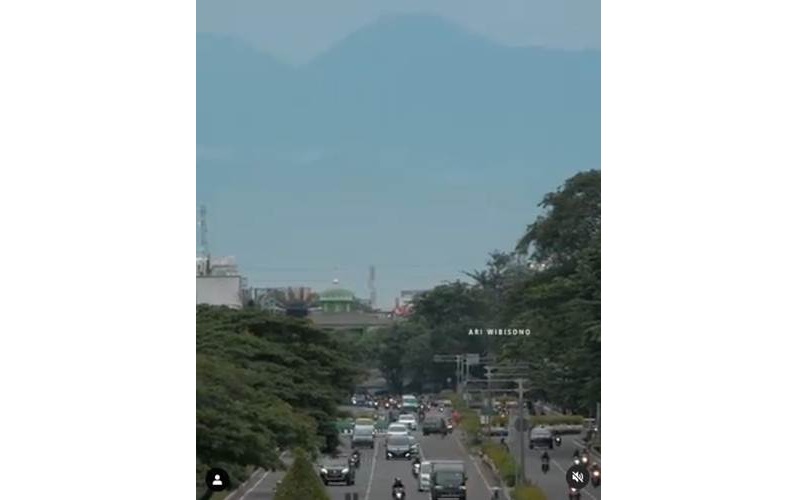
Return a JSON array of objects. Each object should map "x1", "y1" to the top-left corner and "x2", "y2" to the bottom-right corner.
[{"x1": 196, "y1": 256, "x2": 245, "y2": 309}]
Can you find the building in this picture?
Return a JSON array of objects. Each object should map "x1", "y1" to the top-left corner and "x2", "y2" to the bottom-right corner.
[
  {"x1": 319, "y1": 280, "x2": 356, "y2": 313},
  {"x1": 196, "y1": 256, "x2": 245, "y2": 309},
  {"x1": 197, "y1": 275, "x2": 244, "y2": 309},
  {"x1": 400, "y1": 289, "x2": 427, "y2": 305},
  {"x1": 250, "y1": 287, "x2": 319, "y2": 315},
  {"x1": 392, "y1": 289, "x2": 428, "y2": 317},
  {"x1": 306, "y1": 279, "x2": 395, "y2": 332}
]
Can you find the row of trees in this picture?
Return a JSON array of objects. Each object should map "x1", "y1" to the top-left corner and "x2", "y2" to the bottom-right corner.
[
  {"x1": 196, "y1": 306, "x2": 360, "y2": 498},
  {"x1": 359, "y1": 170, "x2": 600, "y2": 413}
]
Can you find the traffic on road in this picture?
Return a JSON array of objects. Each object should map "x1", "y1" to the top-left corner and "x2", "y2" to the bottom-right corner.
[
  {"x1": 231, "y1": 401, "x2": 501, "y2": 500},
  {"x1": 222, "y1": 396, "x2": 599, "y2": 500}
]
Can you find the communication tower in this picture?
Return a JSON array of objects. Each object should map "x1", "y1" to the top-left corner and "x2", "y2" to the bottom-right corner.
[{"x1": 368, "y1": 265, "x2": 376, "y2": 309}]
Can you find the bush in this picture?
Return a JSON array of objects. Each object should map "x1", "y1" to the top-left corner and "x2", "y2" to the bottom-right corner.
[
  {"x1": 511, "y1": 485, "x2": 547, "y2": 500},
  {"x1": 482, "y1": 442, "x2": 516, "y2": 487},
  {"x1": 273, "y1": 449, "x2": 330, "y2": 500},
  {"x1": 460, "y1": 410, "x2": 482, "y2": 445}
]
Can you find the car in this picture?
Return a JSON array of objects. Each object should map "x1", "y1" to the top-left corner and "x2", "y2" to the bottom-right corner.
[
  {"x1": 528, "y1": 425, "x2": 554, "y2": 450},
  {"x1": 430, "y1": 461, "x2": 467, "y2": 500},
  {"x1": 398, "y1": 414, "x2": 418, "y2": 431},
  {"x1": 318, "y1": 459, "x2": 355, "y2": 485},
  {"x1": 386, "y1": 423, "x2": 410, "y2": 440},
  {"x1": 386, "y1": 434, "x2": 418, "y2": 460},
  {"x1": 422, "y1": 417, "x2": 447, "y2": 435},
  {"x1": 351, "y1": 424, "x2": 376, "y2": 448},
  {"x1": 418, "y1": 460, "x2": 433, "y2": 492}
]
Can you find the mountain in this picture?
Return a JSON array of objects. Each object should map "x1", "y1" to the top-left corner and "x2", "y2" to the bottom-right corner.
[
  {"x1": 197, "y1": 14, "x2": 599, "y2": 164},
  {"x1": 196, "y1": 15, "x2": 600, "y2": 291}
]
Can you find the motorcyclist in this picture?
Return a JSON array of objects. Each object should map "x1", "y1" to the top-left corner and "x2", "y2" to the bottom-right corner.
[
  {"x1": 392, "y1": 477, "x2": 404, "y2": 490},
  {"x1": 541, "y1": 451, "x2": 550, "y2": 464}
]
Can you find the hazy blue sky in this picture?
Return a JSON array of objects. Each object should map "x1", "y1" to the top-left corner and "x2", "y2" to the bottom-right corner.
[
  {"x1": 197, "y1": 0, "x2": 600, "y2": 64},
  {"x1": 197, "y1": 1, "x2": 600, "y2": 308}
]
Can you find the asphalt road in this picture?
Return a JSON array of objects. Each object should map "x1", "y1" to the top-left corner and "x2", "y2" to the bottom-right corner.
[
  {"x1": 503, "y1": 413, "x2": 601, "y2": 500},
  {"x1": 236, "y1": 405, "x2": 501, "y2": 500}
]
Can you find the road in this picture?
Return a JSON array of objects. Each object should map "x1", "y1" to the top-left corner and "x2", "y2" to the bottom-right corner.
[
  {"x1": 502, "y1": 412, "x2": 601, "y2": 500},
  {"x1": 235, "y1": 405, "x2": 502, "y2": 500}
]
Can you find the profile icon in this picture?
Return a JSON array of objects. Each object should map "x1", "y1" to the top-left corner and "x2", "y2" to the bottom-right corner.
[{"x1": 205, "y1": 468, "x2": 230, "y2": 492}]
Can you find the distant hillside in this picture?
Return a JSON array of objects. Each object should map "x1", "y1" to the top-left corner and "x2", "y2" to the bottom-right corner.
[
  {"x1": 197, "y1": 14, "x2": 599, "y2": 172},
  {"x1": 196, "y1": 15, "x2": 600, "y2": 290}
]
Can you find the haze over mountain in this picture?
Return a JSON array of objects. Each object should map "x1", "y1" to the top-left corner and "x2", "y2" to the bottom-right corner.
[{"x1": 197, "y1": 14, "x2": 600, "y2": 306}]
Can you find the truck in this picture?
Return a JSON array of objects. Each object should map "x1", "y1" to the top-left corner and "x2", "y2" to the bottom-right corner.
[
  {"x1": 528, "y1": 426, "x2": 554, "y2": 450},
  {"x1": 430, "y1": 460, "x2": 467, "y2": 500}
]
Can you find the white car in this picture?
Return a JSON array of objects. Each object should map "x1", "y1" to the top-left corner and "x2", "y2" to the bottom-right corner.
[
  {"x1": 398, "y1": 414, "x2": 418, "y2": 431},
  {"x1": 386, "y1": 423, "x2": 410, "y2": 439},
  {"x1": 418, "y1": 460, "x2": 433, "y2": 491}
]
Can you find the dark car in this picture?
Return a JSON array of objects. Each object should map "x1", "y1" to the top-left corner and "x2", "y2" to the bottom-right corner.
[
  {"x1": 351, "y1": 425, "x2": 376, "y2": 449},
  {"x1": 430, "y1": 461, "x2": 467, "y2": 500},
  {"x1": 319, "y1": 460, "x2": 355, "y2": 485},
  {"x1": 386, "y1": 435, "x2": 419, "y2": 460},
  {"x1": 422, "y1": 417, "x2": 447, "y2": 435}
]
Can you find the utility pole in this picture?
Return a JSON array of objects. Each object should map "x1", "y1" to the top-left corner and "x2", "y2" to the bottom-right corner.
[
  {"x1": 465, "y1": 371, "x2": 529, "y2": 485},
  {"x1": 517, "y1": 378, "x2": 525, "y2": 486}
]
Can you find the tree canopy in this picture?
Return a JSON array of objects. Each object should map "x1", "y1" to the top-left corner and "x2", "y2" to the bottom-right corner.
[
  {"x1": 196, "y1": 306, "x2": 359, "y2": 495},
  {"x1": 273, "y1": 449, "x2": 330, "y2": 500},
  {"x1": 366, "y1": 169, "x2": 601, "y2": 413}
]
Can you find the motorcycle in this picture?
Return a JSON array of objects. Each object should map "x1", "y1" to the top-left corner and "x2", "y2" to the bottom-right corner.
[
  {"x1": 349, "y1": 453, "x2": 360, "y2": 469},
  {"x1": 541, "y1": 462, "x2": 550, "y2": 474},
  {"x1": 554, "y1": 435, "x2": 562, "y2": 446},
  {"x1": 392, "y1": 487, "x2": 406, "y2": 499},
  {"x1": 590, "y1": 467, "x2": 600, "y2": 487},
  {"x1": 572, "y1": 457, "x2": 581, "y2": 466},
  {"x1": 580, "y1": 454, "x2": 590, "y2": 466},
  {"x1": 412, "y1": 462, "x2": 420, "y2": 477},
  {"x1": 568, "y1": 487, "x2": 581, "y2": 500}
]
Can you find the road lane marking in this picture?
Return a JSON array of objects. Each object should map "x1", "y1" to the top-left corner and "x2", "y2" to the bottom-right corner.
[
  {"x1": 240, "y1": 450, "x2": 290, "y2": 499},
  {"x1": 453, "y1": 431, "x2": 495, "y2": 495},
  {"x1": 363, "y1": 439, "x2": 379, "y2": 500}
]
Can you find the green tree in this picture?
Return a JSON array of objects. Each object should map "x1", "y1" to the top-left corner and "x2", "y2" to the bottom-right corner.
[
  {"x1": 505, "y1": 169, "x2": 601, "y2": 412},
  {"x1": 354, "y1": 170, "x2": 601, "y2": 414},
  {"x1": 196, "y1": 306, "x2": 359, "y2": 491},
  {"x1": 273, "y1": 449, "x2": 330, "y2": 500},
  {"x1": 516, "y1": 169, "x2": 600, "y2": 270}
]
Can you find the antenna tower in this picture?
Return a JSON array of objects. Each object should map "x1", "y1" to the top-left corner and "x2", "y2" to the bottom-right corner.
[
  {"x1": 368, "y1": 265, "x2": 376, "y2": 309},
  {"x1": 198, "y1": 205, "x2": 210, "y2": 275}
]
